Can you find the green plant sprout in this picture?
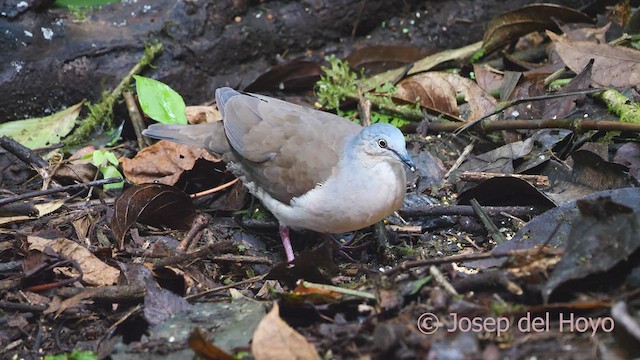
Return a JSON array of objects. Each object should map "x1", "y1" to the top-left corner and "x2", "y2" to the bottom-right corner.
[
  {"x1": 85, "y1": 149, "x2": 124, "y2": 190},
  {"x1": 315, "y1": 55, "x2": 417, "y2": 126}
]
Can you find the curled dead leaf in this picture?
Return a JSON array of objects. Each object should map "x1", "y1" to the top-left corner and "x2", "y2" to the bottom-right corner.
[
  {"x1": 111, "y1": 183, "x2": 197, "y2": 248},
  {"x1": 27, "y1": 236, "x2": 120, "y2": 286},
  {"x1": 482, "y1": 4, "x2": 593, "y2": 54},
  {"x1": 121, "y1": 140, "x2": 221, "y2": 186},
  {"x1": 396, "y1": 72, "x2": 497, "y2": 121},
  {"x1": 252, "y1": 303, "x2": 321, "y2": 360}
]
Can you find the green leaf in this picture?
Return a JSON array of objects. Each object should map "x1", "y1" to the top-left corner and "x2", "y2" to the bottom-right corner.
[
  {"x1": 99, "y1": 165, "x2": 124, "y2": 190},
  {"x1": 104, "y1": 151, "x2": 119, "y2": 166},
  {"x1": 91, "y1": 150, "x2": 107, "y2": 168},
  {"x1": 133, "y1": 75, "x2": 187, "y2": 125},
  {"x1": 0, "y1": 102, "x2": 82, "y2": 149}
]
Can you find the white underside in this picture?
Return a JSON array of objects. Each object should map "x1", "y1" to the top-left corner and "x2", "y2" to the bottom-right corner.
[{"x1": 231, "y1": 159, "x2": 406, "y2": 233}]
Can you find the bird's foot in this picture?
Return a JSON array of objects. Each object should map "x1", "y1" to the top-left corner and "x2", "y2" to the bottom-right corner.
[{"x1": 279, "y1": 224, "x2": 296, "y2": 263}]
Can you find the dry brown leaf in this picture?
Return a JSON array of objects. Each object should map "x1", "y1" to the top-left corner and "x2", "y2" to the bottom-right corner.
[
  {"x1": 396, "y1": 72, "x2": 498, "y2": 121},
  {"x1": 252, "y1": 303, "x2": 321, "y2": 360},
  {"x1": 111, "y1": 183, "x2": 196, "y2": 248},
  {"x1": 188, "y1": 327, "x2": 236, "y2": 360},
  {"x1": 547, "y1": 31, "x2": 640, "y2": 87},
  {"x1": 53, "y1": 145, "x2": 99, "y2": 185},
  {"x1": 482, "y1": 4, "x2": 592, "y2": 54},
  {"x1": 186, "y1": 106, "x2": 221, "y2": 124},
  {"x1": 473, "y1": 64, "x2": 504, "y2": 94},
  {"x1": 27, "y1": 236, "x2": 120, "y2": 286},
  {"x1": 121, "y1": 140, "x2": 222, "y2": 185}
]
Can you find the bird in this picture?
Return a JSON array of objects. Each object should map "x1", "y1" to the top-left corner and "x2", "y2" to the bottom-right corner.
[{"x1": 142, "y1": 87, "x2": 416, "y2": 262}]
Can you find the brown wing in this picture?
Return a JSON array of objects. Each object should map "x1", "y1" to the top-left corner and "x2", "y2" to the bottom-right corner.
[{"x1": 220, "y1": 91, "x2": 362, "y2": 204}]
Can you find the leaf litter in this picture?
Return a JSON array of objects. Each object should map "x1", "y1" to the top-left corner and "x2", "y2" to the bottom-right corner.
[{"x1": 2, "y1": 2, "x2": 640, "y2": 359}]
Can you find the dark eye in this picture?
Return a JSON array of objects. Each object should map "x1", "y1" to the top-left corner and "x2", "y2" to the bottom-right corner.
[{"x1": 377, "y1": 139, "x2": 387, "y2": 148}]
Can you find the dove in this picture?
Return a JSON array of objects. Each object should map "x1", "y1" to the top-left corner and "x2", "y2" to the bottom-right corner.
[{"x1": 143, "y1": 88, "x2": 415, "y2": 262}]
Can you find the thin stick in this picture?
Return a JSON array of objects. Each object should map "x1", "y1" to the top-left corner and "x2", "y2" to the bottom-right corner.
[
  {"x1": 384, "y1": 247, "x2": 563, "y2": 276},
  {"x1": 470, "y1": 198, "x2": 506, "y2": 244},
  {"x1": 0, "y1": 178, "x2": 120, "y2": 208},
  {"x1": 190, "y1": 178, "x2": 239, "y2": 199}
]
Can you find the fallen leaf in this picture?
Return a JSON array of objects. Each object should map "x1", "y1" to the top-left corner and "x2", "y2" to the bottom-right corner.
[
  {"x1": 465, "y1": 187, "x2": 640, "y2": 269},
  {"x1": 547, "y1": 31, "x2": 640, "y2": 87},
  {"x1": 473, "y1": 64, "x2": 504, "y2": 94},
  {"x1": 0, "y1": 101, "x2": 83, "y2": 149},
  {"x1": 482, "y1": 4, "x2": 593, "y2": 54},
  {"x1": 121, "y1": 140, "x2": 222, "y2": 185},
  {"x1": 613, "y1": 142, "x2": 640, "y2": 181},
  {"x1": 188, "y1": 327, "x2": 236, "y2": 360},
  {"x1": 570, "y1": 150, "x2": 634, "y2": 190},
  {"x1": 395, "y1": 72, "x2": 497, "y2": 121},
  {"x1": 543, "y1": 197, "x2": 640, "y2": 302},
  {"x1": 186, "y1": 106, "x2": 221, "y2": 124},
  {"x1": 457, "y1": 177, "x2": 556, "y2": 208},
  {"x1": 111, "y1": 183, "x2": 197, "y2": 248},
  {"x1": 365, "y1": 41, "x2": 482, "y2": 91},
  {"x1": 144, "y1": 281, "x2": 191, "y2": 326},
  {"x1": 252, "y1": 303, "x2": 321, "y2": 360},
  {"x1": 27, "y1": 236, "x2": 120, "y2": 286}
]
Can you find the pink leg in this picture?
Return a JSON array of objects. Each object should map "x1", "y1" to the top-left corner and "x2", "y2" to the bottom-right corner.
[{"x1": 279, "y1": 224, "x2": 295, "y2": 262}]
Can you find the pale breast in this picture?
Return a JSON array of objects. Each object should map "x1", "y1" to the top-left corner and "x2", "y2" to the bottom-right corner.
[{"x1": 280, "y1": 161, "x2": 407, "y2": 233}]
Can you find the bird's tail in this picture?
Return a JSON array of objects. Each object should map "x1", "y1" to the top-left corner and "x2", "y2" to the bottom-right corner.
[{"x1": 142, "y1": 122, "x2": 230, "y2": 154}]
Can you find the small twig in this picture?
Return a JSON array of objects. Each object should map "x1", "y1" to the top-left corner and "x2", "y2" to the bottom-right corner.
[
  {"x1": 23, "y1": 258, "x2": 83, "y2": 292},
  {"x1": 611, "y1": 301, "x2": 640, "y2": 341},
  {"x1": 185, "y1": 274, "x2": 267, "y2": 301},
  {"x1": 458, "y1": 171, "x2": 549, "y2": 187},
  {"x1": 56, "y1": 285, "x2": 145, "y2": 302},
  {"x1": 405, "y1": 117, "x2": 640, "y2": 134},
  {"x1": 0, "y1": 301, "x2": 47, "y2": 312},
  {"x1": 357, "y1": 90, "x2": 372, "y2": 127},
  {"x1": 177, "y1": 214, "x2": 209, "y2": 251},
  {"x1": 153, "y1": 240, "x2": 236, "y2": 269},
  {"x1": 384, "y1": 247, "x2": 563, "y2": 276},
  {"x1": 500, "y1": 212, "x2": 526, "y2": 228},
  {"x1": 190, "y1": 178, "x2": 239, "y2": 199},
  {"x1": 470, "y1": 198, "x2": 506, "y2": 244},
  {"x1": 350, "y1": 0, "x2": 367, "y2": 41},
  {"x1": 444, "y1": 139, "x2": 475, "y2": 179},
  {"x1": 0, "y1": 178, "x2": 121, "y2": 208},
  {"x1": 300, "y1": 280, "x2": 376, "y2": 300},
  {"x1": 385, "y1": 224, "x2": 423, "y2": 233},
  {"x1": 430, "y1": 265, "x2": 458, "y2": 296},
  {"x1": 453, "y1": 88, "x2": 607, "y2": 134},
  {"x1": 400, "y1": 204, "x2": 547, "y2": 218},
  {"x1": 123, "y1": 90, "x2": 149, "y2": 150},
  {"x1": 462, "y1": 235, "x2": 482, "y2": 251},
  {"x1": 209, "y1": 254, "x2": 273, "y2": 265},
  {"x1": 0, "y1": 136, "x2": 60, "y2": 190},
  {"x1": 452, "y1": 270, "x2": 522, "y2": 295},
  {"x1": 0, "y1": 136, "x2": 48, "y2": 168}
]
